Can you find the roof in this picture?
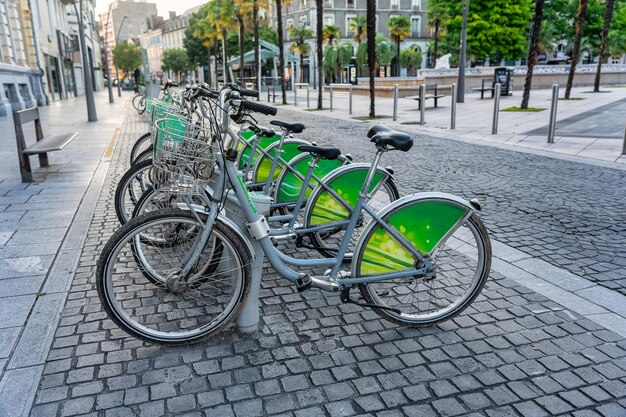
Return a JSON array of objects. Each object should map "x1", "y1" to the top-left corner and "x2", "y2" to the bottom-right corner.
[{"x1": 227, "y1": 40, "x2": 297, "y2": 66}]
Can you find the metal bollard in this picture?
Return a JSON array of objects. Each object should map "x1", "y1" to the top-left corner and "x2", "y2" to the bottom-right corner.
[
  {"x1": 451, "y1": 83, "x2": 457, "y2": 130},
  {"x1": 393, "y1": 84, "x2": 398, "y2": 121},
  {"x1": 307, "y1": 88, "x2": 310, "y2": 108},
  {"x1": 622, "y1": 122, "x2": 626, "y2": 155},
  {"x1": 294, "y1": 86, "x2": 297, "y2": 107},
  {"x1": 349, "y1": 85, "x2": 353, "y2": 115},
  {"x1": 419, "y1": 85, "x2": 426, "y2": 125},
  {"x1": 330, "y1": 85, "x2": 334, "y2": 112},
  {"x1": 267, "y1": 87, "x2": 270, "y2": 102},
  {"x1": 492, "y1": 83, "x2": 501, "y2": 134},
  {"x1": 548, "y1": 84, "x2": 559, "y2": 144}
]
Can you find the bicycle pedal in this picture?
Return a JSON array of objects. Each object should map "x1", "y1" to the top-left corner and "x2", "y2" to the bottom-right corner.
[{"x1": 295, "y1": 274, "x2": 312, "y2": 292}]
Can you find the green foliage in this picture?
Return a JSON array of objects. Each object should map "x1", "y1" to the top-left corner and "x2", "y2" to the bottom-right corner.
[
  {"x1": 349, "y1": 16, "x2": 367, "y2": 43},
  {"x1": 400, "y1": 45, "x2": 422, "y2": 69},
  {"x1": 113, "y1": 42, "x2": 142, "y2": 77},
  {"x1": 289, "y1": 25, "x2": 313, "y2": 56},
  {"x1": 608, "y1": 2, "x2": 626, "y2": 57},
  {"x1": 161, "y1": 48, "x2": 192, "y2": 76},
  {"x1": 429, "y1": 0, "x2": 533, "y2": 63},
  {"x1": 387, "y1": 15, "x2": 411, "y2": 44},
  {"x1": 184, "y1": 23, "x2": 208, "y2": 67},
  {"x1": 356, "y1": 34, "x2": 396, "y2": 67},
  {"x1": 323, "y1": 25, "x2": 341, "y2": 45},
  {"x1": 323, "y1": 42, "x2": 353, "y2": 80}
]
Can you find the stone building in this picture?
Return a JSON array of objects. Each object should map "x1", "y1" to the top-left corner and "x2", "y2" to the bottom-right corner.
[
  {"x1": 100, "y1": 0, "x2": 158, "y2": 82},
  {"x1": 161, "y1": 6, "x2": 203, "y2": 83},
  {"x1": 273, "y1": 0, "x2": 430, "y2": 83},
  {"x1": 0, "y1": 0, "x2": 48, "y2": 117}
]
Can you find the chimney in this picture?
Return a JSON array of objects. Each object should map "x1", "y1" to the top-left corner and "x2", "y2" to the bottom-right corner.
[{"x1": 169, "y1": 11, "x2": 176, "y2": 20}]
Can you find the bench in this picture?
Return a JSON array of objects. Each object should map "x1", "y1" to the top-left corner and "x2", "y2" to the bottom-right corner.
[
  {"x1": 405, "y1": 84, "x2": 446, "y2": 109},
  {"x1": 471, "y1": 79, "x2": 495, "y2": 99},
  {"x1": 13, "y1": 107, "x2": 79, "y2": 182}
]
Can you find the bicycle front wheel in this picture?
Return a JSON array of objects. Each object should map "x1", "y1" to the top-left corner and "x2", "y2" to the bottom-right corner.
[
  {"x1": 355, "y1": 210, "x2": 491, "y2": 327},
  {"x1": 96, "y1": 208, "x2": 252, "y2": 345},
  {"x1": 114, "y1": 159, "x2": 154, "y2": 225},
  {"x1": 130, "y1": 132, "x2": 152, "y2": 166}
]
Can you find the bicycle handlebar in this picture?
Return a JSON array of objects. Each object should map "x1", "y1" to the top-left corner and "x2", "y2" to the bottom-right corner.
[{"x1": 239, "y1": 100, "x2": 277, "y2": 116}]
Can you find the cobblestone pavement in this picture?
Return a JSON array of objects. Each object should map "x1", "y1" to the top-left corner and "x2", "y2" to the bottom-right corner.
[
  {"x1": 275, "y1": 108, "x2": 626, "y2": 295},
  {"x1": 27, "y1": 107, "x2": 626, "y2": 416}
]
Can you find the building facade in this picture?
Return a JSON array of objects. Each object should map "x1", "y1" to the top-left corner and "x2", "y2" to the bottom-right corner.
[
  {"x1": 274, "y1": 0, "x2": 430, "y2": 82},
  {"x1": 161, "y1": 6, "x2": 203, "y2": 83},
  {"x1": 100, "y1": 0, "x2": 158, "y2": 83},
  {"x1": 0, "y1": 0, "x2": 49, "y2": 117}
]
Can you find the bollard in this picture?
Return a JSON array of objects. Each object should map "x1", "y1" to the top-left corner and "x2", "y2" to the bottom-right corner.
[
  {"x1": 451, "y1": 83, "x2": 457, "y2": 130},
  {"x1": 294, "y1": 86, "x2": 298, "y2": 107},
  {"x1": 492, "y1": 83, "x2": 501, "y2": 134},
  {"x1": 548, "y1": 84, "x2": 559, "y2": 144},
  {"x1": 307, "y1": 88, "x2": 310, "y2": 108},
  {"x1": 622, "y1": 122, "x2": 626, "y2": 155},
  {"x1": 349, "y1": 85, "x2": 353, "y2": 115},
  {"x1": 330, "y1": 85, "x2": 334, "y2": 112},
  {"x1": 393, "y1": 84, "x2": 398, "y2": 121},
  {"x1": 419, "y1": 85, "x2": 426, "y2": 125},
  {"x1": 267, "y1": 87, "x2": 270, "y2": 102}
]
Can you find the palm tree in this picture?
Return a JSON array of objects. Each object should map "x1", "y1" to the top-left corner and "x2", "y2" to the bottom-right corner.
[
  {"x1": 275, "y1": 0, "x2": 288, "y2": 103},
  {"x1": 427, "y1": 2, "x2": 448, "y2": 68},
  {"x1": 594, "y1": 0, "x2": 616, "y2": 92},
  {"x1": 565, "y1": 0, "x2": 589, "y2": 99},
  {"x1": 316, "y1": 0, "x2": 323, "y2": 109},
  {"x1": 521, "y1": 0, "x2": 545, "y2": 110},
  {"x1": 235, "y1": 0, "x2": 254, "y2": 83},
  {"x1": 366, "y1": 0, "x2": 376, "y2": 117},
  {"x1": 323, "y1": 25, "x2": 341, "y2": 46},
  {"x1": 206, "y1": 0, "x2": 237, "y2": 83},
  {"x1": 349, "y1": 16, "x2": 367, "y2": 44},
  {"x1": 289, "y1": 25, "x2": 313, "y2": 83},
  {"x1": 387, "y1": 15, "x2": 411, "y2": 76},
  {"x1": 400, "y1": 45, "x2": 422, "y2": 76}
]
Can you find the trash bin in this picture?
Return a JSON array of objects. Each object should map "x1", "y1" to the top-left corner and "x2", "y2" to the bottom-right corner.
[{"x1": 493, "y1": 67, "x2": 513, "y2": 96}]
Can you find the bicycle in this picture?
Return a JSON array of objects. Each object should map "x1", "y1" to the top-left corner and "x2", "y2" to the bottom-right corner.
[{"x1": 96, "y1": 85, "x2": 492, "y2": 345}]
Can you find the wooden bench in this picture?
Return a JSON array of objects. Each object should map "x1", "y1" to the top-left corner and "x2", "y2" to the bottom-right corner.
[
  {"x1": 471, "y1": 78, "x2": 495, "y2": 99},
  {"x1": 405, "y1": 84, "x2": 446, "y2": 109},
  {"x1": 13, "y1": 107, "x2": 79, "y2": 182}
]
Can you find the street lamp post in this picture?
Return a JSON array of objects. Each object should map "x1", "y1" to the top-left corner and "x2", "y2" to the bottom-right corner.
[
  {"x1": 103, "y1": 4, "x2": 114, "y2": 103},
  {"x1": 70, "y1": 0, "x2": 97, "y2": 121},
  {"x1": 114, "y1": 16, "x2": 129, "y2": 97},
  {"x1": 457, "y1": 0, "x2": 470, "y2": 103}
]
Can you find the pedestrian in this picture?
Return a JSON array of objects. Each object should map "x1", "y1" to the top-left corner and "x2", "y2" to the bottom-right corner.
[{"x1": 133, "y1": 68, "x2": 141, "y2": 93}]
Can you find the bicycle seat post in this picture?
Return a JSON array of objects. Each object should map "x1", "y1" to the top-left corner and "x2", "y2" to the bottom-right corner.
[
  {"x1": 360, "y1": 148, "x2": 386, "y2": 198},
  {"x1": 263, "y1": 129, "x2": 290, "y2": 195}
]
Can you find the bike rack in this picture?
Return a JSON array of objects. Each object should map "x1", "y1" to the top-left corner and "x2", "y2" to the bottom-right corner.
[{"x1": 223, "y1": 197, "x2": 263, "y2": 333}]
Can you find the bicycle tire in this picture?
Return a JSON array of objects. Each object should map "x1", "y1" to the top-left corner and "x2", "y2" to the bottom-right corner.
[
  {"x1": 132, "y1": 94, "x2": 143, "y2": 111},
  {"x1": 354, "y1": 205, "x2": 491, "y2": 327},
  {"x1": 130, "y1": 132, "x2": 152, "y2": 166},
  {"x1": 96, "y1": 208, "x2": 251, "y2": 345},
  {"x1": 302, "y1": 164, "x2": 400, "y2": 259},
  {"x1": 137, "y1": 96, "x2": 147, "y2": 114},
  {"x1": 115, "y1": 159, "x2": 153, "y2": 225}
]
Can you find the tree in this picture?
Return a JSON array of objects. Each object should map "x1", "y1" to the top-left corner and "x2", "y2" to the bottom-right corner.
[
  {"x1": 235, "y1": 0, "x2": 254, "y2": 83},
  {"x1": 356, "y1": 35, "x2": 395, "y2": 73},
  {"x1": 316, "y1": 0, "x2": 323, "y2": 109},
  {"x1": 593, "y1": 0, "x2": 616, "y2": 92},
  {"x1": 113, "y1": 42, "x2": 142, "y2": 79},
  {"x1": 428, "y1": 0, "x2": 532, "y2": 64},
  {"x1": 427, "y1": 1, "x2": 448, "y2": 67},
  {"x1": 349, "y1": 15, "x2": 367, "y2": 44},
  {"x1": 289, "y1": 25, "x2": 313, "y2": 83},
  {"x1": 400, "y1": 45, "x2": 422, "y2": 75},
  {"x1": 521, "y1": 0, "x2": 545, "y2": 110},
  {"x1": 565, "y1": 0, "x2": 589, "y2": 99},
  {"x1": 367, "y1": 0, "x2": 376, "y2": 117},
  {"x1": 323, "y1": 42, "x2": 353, "y2": 83},
  {"x1": 276, "y1": 0, "x2": 288, "y2": 103},
  {"x1": 387, "y1": 15, "x2": 411, "y2": 76},
  {"x1": 161, "y1": 48, "x2": 192, "y2": 82},
  {"x1": 323, "y1": 25, "x2": 341, "y2": 45}
]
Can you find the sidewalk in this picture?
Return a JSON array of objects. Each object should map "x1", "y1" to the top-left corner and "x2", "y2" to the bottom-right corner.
[
  {"x1": 0, "y1": 91, "x2": 129, "y2": 416},
  {"x1": 281, "y1": 84, "x2": 626, "y2": 166}
]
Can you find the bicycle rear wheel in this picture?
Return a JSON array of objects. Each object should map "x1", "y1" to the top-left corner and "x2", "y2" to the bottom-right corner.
[
  {"x1": 355, "y1": 207, "x2": 491, "y2": 327},
  {"x1": 96, "y1": 208, "x2": 251, "y2": 345},
  {"x1": 130, "y1": 132, "x2": 152, "y2": 166}
]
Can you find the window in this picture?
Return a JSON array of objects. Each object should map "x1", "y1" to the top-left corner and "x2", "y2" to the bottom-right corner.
[
  {"x1": 300, "y1": 14, "x2": 308, "y2": 26},
  {"x1": 286, "y1": 18, "x2": 294, "y2": 29},
  {"x1": 411, "y1": 16, "x2": 420, "y2": 37},
  {"x1": 324, "y1": 0, "x2": 333, "y2": 8},
  {"x1": 411, "y1": 0, "x2": 421, "y2": 10},
  {"x1": 390, "y1": 0, "x2": 399, "y2": 10},
  {"x1": 347, "y1": 0, "x2": 355, "y2": 8},
  {"x1": 345, "y1": 14, "x2": 356, "y2": 37},
  {"x1": 323, "y1": 14, "x2": 334, "y2": 26}
]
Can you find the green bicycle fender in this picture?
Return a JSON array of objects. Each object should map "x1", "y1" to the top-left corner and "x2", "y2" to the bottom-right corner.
[
  {"x1": 309, "y1": 168, "x2": 387, "y2": 226},
  {"x1": 276, "y1": 155, "x2": 345, "y2": 204},
  {"x1": 239, "y1": 133, "x2": 281, "y2": 170},
  {"x1": 254, "y1": 142, "x2": 305, "y2": 183},
  {"x1": 359, "y1": 200, "x2": 469, "y2": 275}
]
